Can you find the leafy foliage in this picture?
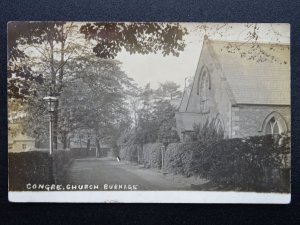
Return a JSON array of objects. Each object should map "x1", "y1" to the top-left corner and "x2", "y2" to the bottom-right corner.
[
  {"x1": 191, "y1": 117, "x2": 224, "y2": 143},
  {"x1": 133, "y1": 83, "x2": 181, "y2": 145},
  {"x1": 164, "y1": 142, "x2": 195, "y2": 176},
  {"x1": 80, "y1": 23, "x2": 188, "y2": 58},
  {"x1": 9, "y1": 21, "x2": 187, "y2": 151},
  {"x1": 164, "y1": 134, "x2": 290, "y2": 192},
  {"x1": 155, "y1": 81, "x2": 182, "y2": 100},
  {"x1": 23, "y1": 84, "x2": 49, "y2": 147},
  {"x1": 7, "y1": 21, "x2": 67, "y2": 100},
  {"x1": 24, "y1": 55, "x2": 134, "y2": 149},
  {"x1": 142, "y1": 143, "x2": 163, "y2": 169},
  {"x1": 156, "y1": 100, "x2": 180, "y2": 145},
  {"x1": 9, "y1": 150, "x2": 72, "y2": 191},
  {"x1": 196, "y1": 23, "x2": 289, "y2": 63},
  {"x1": 119, "y1": 144, "x2": 139, "y2": 162}
]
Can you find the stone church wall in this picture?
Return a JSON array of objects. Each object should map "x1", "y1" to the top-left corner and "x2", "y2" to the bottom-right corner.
[
  {"x1": 182, "y1": 40, "x2": 233, "y2": 138},
  {"x1": 231, "y1": 105, "x2": 290, "y2": 138}
]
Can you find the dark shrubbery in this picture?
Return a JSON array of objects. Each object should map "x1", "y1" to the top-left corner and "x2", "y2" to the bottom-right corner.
[
  {"x1": 53, "y1": 150, "x2": 73, "y2": 179},
  {"x1": 164, "y1": 143, "x2": 195, "y2": 176},
  {"x1": 119, "y1": 143, "x2": 162, "y2": 169},
  {"x1": 165, "y1": 134, "x2": 290, "y2": 193},
  {"x1": 204, "y1": 135, "x2": 290, "y2": 192},
  {"x1": 9, "y1": 151, "x2": 50, "y2": 191},
  {"x1": 142, "y1": 143, "x2": 163, "y2": 169},
  {"x1": 9, "y1": 150, "x2": 72, "y2": 191},
  {"x1": 191, "y1": 118, "x2": 224, "y2": 142}
]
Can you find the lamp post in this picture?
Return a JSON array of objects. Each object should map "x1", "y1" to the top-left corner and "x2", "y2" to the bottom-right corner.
[{"x1": 43, "y1": 96, "x2": 58, "y2": 184}]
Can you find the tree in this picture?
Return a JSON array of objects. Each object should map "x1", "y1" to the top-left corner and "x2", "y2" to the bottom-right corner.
[
  {"x1": 23, "y1": 52, "x2": 135, "y2": 151},
  {"x1": 134, "y1": 83, "x2": 157, "y2": 144},
  {"x1": 195, "y1": 23, "x2": 289, "y2": 63},
  {"x1": 128, "y1": 89, "x2": 142, "y2": 132},
  {"x1": 155, "y1": 81, "x2": 182, "y2": 100},
  {"x1": 8, "y1": 22, "x2": 87, "y2": 149},
  {"x1": 62, "y1": 56, "x2": 134, "y2": 153},
  {"x1": 7, "y1": 22, "x2": 46, "y2": 99},
  {"x1": 132, "y1": 83, "x2": 180, "y2": 146},
  {"x1": 23, "y1": 82, "x2": 50, "y2": 148},
  {"x1": 80, "y1": 23, "x2": 188, "y2": 58},
  {"x1": 9, "y1": 22, "x2": 188, "y2": 149},
  {"x1": 155, "y1": 100, "x2": 180, "y2": 146}
]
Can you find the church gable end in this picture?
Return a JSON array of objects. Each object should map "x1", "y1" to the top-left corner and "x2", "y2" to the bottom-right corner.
[{"x1": 176, "y1": 38, "x2": 290, "y2": 140}]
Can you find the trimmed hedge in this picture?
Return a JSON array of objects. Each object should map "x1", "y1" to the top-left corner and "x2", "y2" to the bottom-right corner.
[
  {"x1": 119, "y1": 144, "x2": 138, "y2": 162},
  {"x1": 204, "y1": 135, "x2": 290, "y2": 192},
  {"x1": 119, "y1": 134, "x2": 290, "y2": 192},
  {"x1": 142, "y1": 143, "x2": 163, "y2": 169},
  {"x1": 164, "y1": 134, "x2": 290, "y2": 193},
  {"x1": 9, "y1": 150, "x2": 72, "y2": 191},
  {"x1": 119, "y1": 143, "x2": 163, "y2": 169},
  {"x1": 164, "y1": 142, "x2": 195, "y2": 176}
]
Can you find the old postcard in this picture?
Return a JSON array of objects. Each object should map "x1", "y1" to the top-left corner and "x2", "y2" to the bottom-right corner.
[{"x1": 8, "y1": 22, "x2": 291, "y2": 203}]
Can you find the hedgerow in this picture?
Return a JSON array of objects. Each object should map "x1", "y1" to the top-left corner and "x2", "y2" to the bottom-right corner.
[
  {"x1": 9, "y1": 150, "x2": 72, "y2": 191},
  {"x1": 142, "y1": 143, "x2": 163, "y2": 169},
  {"x1": 165, "y1": 134, "x2": 290, "y2": 192}
]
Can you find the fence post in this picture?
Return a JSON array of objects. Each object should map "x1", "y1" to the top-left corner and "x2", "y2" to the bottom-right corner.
[{"x1": 161, "y1": 143, "x2": 168, "y2": 172}]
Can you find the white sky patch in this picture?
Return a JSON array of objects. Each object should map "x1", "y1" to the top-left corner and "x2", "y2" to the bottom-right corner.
[{"x1": 116, "y1": 23, "x2": 290, "y2": 90}]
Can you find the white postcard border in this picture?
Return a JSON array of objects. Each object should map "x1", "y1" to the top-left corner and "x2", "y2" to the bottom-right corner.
[{"x1": 9, "y1": 191, "x2": 291, "y2": 204}]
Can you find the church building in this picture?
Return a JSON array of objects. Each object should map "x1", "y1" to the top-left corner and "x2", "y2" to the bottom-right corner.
[{"x1": 176, "y1": 36, "x2": 290, "y2": 141}]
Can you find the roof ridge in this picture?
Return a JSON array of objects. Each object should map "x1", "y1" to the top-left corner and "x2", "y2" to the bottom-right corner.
[{"x1": 207, "y1": 38, "x2": 290, "y2": 46}]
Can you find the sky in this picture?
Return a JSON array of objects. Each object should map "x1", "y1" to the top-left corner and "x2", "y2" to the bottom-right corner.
[
  {"x1": 20, "y1": 22, "x2": 290, "y2": 91},
  {"x1": 115, "y1": 23, "x2": 290, "y2": 90}
]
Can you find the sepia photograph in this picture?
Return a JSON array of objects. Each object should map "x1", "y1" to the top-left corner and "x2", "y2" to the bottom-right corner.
[{"x1": 7, "y1": 22, "x2": 291, "y2": 203}]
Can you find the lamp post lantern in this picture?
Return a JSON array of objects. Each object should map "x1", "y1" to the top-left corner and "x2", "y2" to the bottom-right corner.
[{"x1": 43, "y1": 96, "x2": 58, "y2": 183}]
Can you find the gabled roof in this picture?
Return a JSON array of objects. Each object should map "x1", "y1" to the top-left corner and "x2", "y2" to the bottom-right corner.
[
  {"x1": 179, "y1": 38, "x2": 290, "y2": 112},
  {"x1": 207, "y1": 39, "x2": 290, "y2": 105}
]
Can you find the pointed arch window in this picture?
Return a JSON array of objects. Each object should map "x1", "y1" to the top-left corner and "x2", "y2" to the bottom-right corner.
[
  {"x1": 265, "y1": 117, "x2": 279, "y2": 135},
  {"x1": 214, "y1": 114, "x2": 225, "y2": 138},
  {"x1": 263, "y1": 112, "x2": 288, "y2": 135},
  {"x1": 197, "y1": 66, "x2": 210, "y2": 113}
]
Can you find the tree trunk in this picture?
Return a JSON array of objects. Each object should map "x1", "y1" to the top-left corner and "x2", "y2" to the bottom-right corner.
[
  {"x1": 86, "y1": 138, "x2": 90, "y2": 156},
  {"x1": 35, "y1": 140, "x2": 41, "y2": 149},
  {"x1": 62, "y1": 132, "x2": 68, "y2": 149},
  {"x1": 96, "y1": 139, "x2": 101, "y2": 158},
  {"x1": 57, "y1": 26, "x2": 65, "y2": 95},
  {"x1": 49, "y1": 41, "x2": 56, "y2": 86},
  {"x1": 67, "y1": 136, "x2": 71, "y2": 148}
]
